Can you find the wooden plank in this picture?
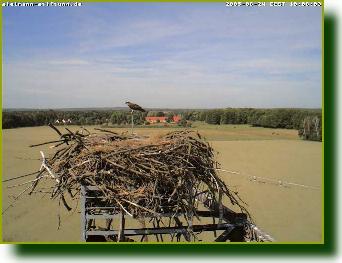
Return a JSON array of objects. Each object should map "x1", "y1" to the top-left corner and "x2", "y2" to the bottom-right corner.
[
  {"x1": 226, "y1": 226, "x2": 246, "y2": 242},
  {"x1": 85, "y1": 210, "x2": 244, "y2": 224},
  {"x1": 218, "y1": 190, "x2": 223, "y2": 224},
  {"x1": 196, "y1": 210, "x2": 246, "y2": 222},
  {"x1": 84, "y1": 196, "x2": 106, "y2": 199},
  {"x1": 196, "y1": 191, "x2": 247, "y2": 223},
  {"x1": 215, "y1": 227, "x2": 234, "y2": 242},
  {"x1": 174, "y1": 217, "x2": 190, "y2": 241},
  {"x1": 84, "y1": 185, "x2": 101, "y2": 191},
  {"x1": 118, "y1": 212, "x2": 125, "y2": 242},
  {"x1": 86, "y1": 214, "x2": 119, "y2": 219},
  {"x1": 86, "y1": 206, "x2": 116, "y2": 210},
  {"x1": 80, "y1": 186, "x2": 86, "y2": 241},
  {"x1": 87, "y1": 223, "x2": 236, "y2": 236}
]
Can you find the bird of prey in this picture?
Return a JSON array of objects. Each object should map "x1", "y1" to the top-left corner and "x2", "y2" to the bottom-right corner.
[{"x1": 125, "y1": 101, "x2": 146, "y2": 112}]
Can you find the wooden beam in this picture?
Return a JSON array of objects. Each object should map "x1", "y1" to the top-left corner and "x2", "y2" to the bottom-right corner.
[{"x1": 118, "y1": 212, "x2": 125, "y2": 242}]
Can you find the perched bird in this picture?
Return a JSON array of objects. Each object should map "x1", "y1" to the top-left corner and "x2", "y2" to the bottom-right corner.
[
  {"x1": 125, "y1": 101, "x2": 146, "y2": 112},
  {"x1": 125, "y1": 101, "x2": 146, "y2": 135}
]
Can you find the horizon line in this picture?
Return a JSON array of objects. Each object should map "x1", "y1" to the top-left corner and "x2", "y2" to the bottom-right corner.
[{"x1": 2, "y1": 106, "x2": 322, "y2": 111}]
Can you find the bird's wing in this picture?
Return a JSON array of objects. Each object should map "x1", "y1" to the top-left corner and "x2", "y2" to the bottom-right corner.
[
  {"x1": 132, "y1": 104, "x2": 145, "y2": 111},
  {"x1": 133, "y1": 104, "x2": 142, "y2": 109}
]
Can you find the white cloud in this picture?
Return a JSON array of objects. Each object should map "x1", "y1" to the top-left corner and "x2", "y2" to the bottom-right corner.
[
  {"x1": 3, "y1": 54, "x2": 321, "y2": 109},
  {"x1": 3, "y1": 4, "x2": 322, "y2": 109}
]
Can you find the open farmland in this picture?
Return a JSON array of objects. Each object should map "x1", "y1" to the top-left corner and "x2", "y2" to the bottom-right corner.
[{"x1": 2, "y1": 124, "x2": 322, "y2": 242}]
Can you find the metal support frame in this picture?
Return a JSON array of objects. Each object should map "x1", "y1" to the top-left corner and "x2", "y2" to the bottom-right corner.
[{"x1": 80, "y1": 185, "x2": 251, "y2": 242}]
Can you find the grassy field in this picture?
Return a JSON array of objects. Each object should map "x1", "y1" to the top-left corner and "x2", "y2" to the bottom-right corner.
[{"x1": 2, "y1": 124, "x2": 322, "y2": 242}]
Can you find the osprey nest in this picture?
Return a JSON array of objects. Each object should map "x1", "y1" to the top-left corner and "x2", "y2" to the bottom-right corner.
[{"x1": 26, "y1": 125, "x2": 250, "y2": 220}]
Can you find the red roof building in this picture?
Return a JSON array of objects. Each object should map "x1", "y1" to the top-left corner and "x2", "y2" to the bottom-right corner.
[
  {"x1": 145, "y1": 116, "x2": 168, "y2": 123},
  {"x1": 173, "y1": 115, "x2": 182, "y2": 123},
  {"x1": 145, "y1": 115, "x2": 182, "y2": 124}
]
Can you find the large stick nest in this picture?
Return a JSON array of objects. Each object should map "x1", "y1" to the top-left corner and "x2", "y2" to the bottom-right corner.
[{"x1": 29, "y1": 125, "x2": 250, "y2": 220}]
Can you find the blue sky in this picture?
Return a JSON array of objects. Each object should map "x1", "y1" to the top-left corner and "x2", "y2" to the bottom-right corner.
[{"x1": 3, "y1": 3, "x2": 322, "y2": 109}]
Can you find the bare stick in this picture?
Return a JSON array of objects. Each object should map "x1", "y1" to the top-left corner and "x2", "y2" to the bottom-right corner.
[{"x1": 48, "y1": 123, "x2": 63, "y2": 136}]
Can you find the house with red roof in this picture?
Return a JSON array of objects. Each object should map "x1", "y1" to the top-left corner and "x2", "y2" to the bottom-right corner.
[
  {"x1": 172, "y1": 115, "x2": 182, "y2": 123},
  {"x1": 145, "y1": 116, "x2": 168, "y2": 123},
  {"x1": 145, "y1": 115, "x2": 182, "y2": 124}
]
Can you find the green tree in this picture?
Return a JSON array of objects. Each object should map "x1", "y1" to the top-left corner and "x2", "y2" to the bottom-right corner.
[{"x1": 156, "y1": 111, "x2": 165, "y2": 117}]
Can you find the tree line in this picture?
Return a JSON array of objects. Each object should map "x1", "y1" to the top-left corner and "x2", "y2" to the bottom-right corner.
[
  {"x1": 199, "y1": 108, "x2": 321, "y2": 130},
  {"x1": 183, "y1": 108, "x2": 322, "y2": 141},
  {"x1": 2, "y1": 110, "x2": 180, "y2": 128},
  {"x1": 2, "y1": 110, "x2": 113, "y2": 129},
  {"x1": 2, "y1": 108, "x2": 321, "y2": 141}
]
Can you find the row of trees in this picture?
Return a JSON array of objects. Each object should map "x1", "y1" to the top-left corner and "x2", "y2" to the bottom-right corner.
[
  {"x1": 2, "y1": 108, "x2": 321, "y2": 141},
  {"x1": 2, "y1": 109, "x2": 184, "y2": 128},
  {"x1": 110, "y1": 111, "x2": 146, "y2": 125},
  {"x1": 180, "y1": 108, "x2": 322, "y2": 141},
  {"x1": 2, "y1": 110, "x2": 185, "y2": 128},
  {"x1": 109, "y1": 111, "x2": 188, "y2": 126},
  {"x1": 2, "y1": 110, "x2": 113, "y2": 129},
  {"x1": 178, "y1": 108, "x2": 321, "y2": 130},
  {"x1": 146, "y1": 111, "x2": 177, "y2": 120}
]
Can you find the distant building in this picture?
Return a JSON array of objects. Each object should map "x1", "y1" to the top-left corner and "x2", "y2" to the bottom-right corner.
[
  {"x1": 172, "y1": 115, "x2": 182, "y2": 123},
  {"x1": 55, "y1": 119, "x2": 72, "y2": 125},
  {"x1": 145, "y1": 115, "x2": 182, "y2": 124},
  {"x1": 145, "y1": 116, "x2": 168, "y2": 123}
]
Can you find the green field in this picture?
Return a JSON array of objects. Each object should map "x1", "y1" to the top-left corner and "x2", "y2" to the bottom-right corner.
[{"x1": 2, "y1": 124, "x2": 322, "y2": 242}]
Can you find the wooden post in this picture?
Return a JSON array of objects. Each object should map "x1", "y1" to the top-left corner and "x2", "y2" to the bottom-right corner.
[
  {"x1": 118, "y1": 212, "x2": 125, "y2": 242},
  {"x1": 131, "y1": 111, "x2": 134, "y2": 135},
  {"x1": 140, "y1": 219, "x2": 148, "y2": 242},
  {"x1": 218, "y1": 190, "x2": 223, "y2": 224},
  {"x1": 80, "y1": 185, "x2": 86, "y2": 242}
]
